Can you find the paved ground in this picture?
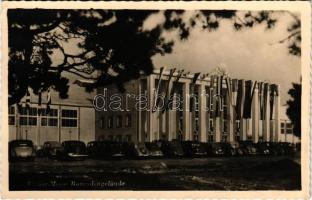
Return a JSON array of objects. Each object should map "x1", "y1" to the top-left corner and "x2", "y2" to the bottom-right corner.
[{"x1": 9, "y1": 156, "x2": 301, "y2": 190}]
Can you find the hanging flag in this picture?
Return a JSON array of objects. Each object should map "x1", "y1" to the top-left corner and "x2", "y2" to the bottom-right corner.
[
  {"x1": 46, "y1": 88, "x2": 51, "y2": 114},
  {"x1": 38, "y1": 88, "x2": 42, "y2": 116},
  {"x1": 232, "y1": 79, "x2": 238, "y2": 106},
  {"x1": 243, "y1": 80, "x2": 257, "y2": 119},
  {"x1": 263, "y1": 83, "x2": 269, "y2": 120},
  {"x1": 25, "y1": 89, "x2": 31, "y2": 111},
  {"x1": 161, "y1": 68, "x2": 175, "y2": 113},
  {"x1": 17, "y1": 103, "x2": 23, "y2": 114},
  {"x1": 215, "y1": 76, "x2": 223, "y2": 117},
  {"x1": 269, "y1": 84, "x2": 276, "y2": 120},
  {"x1": 153, "y1": 67, "x2": 165, "y2": 112},
  {"x1": 259, "y1": 82, "x2": 263, "y2": 119},
  {"x1": 235, "y1": 80, "x2": 244, "y2": 119},
  {"x1": 167, "y1": 69, "x2": 184, "y2": 110},
  {"x1": 189, "y1": 72, "x2": 201, "y2": 112}
]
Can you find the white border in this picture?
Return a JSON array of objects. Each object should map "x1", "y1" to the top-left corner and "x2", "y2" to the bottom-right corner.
[{"x1": 1, "y1": 1, "x2": 310, "y2": 199}]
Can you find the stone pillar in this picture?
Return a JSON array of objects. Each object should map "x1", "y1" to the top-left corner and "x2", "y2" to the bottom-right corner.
[
  {"x1": 252, "y1": 84, "x2": 259, "y2": 143},
  {"x1": 240, "y1": 81, "x2": 246, "y2": 141},
  {"x1": 169, "y1": 93, "x2": 177, "y2": 140},
  {"x1": 183, "y1": 82, "x2": 191, "y2": 140},
  {"x1": 263, "y1": 85, "x2": 271, "y2": 142},
  {"x1": 166, "y1": 80, "x2": 173, "y2": 141},
  {"x1": 147, "y1": 75, "x2": 157, "y2": 142},
  {"x1": 199, "y1": 84, "x2": 207, "y2": 142},
  {"x1": 228, "y1": 97, "x2": 234, "y2": 143},
  {"x1": 274, "y1": 85, "x2": 281, "y2": 142}
]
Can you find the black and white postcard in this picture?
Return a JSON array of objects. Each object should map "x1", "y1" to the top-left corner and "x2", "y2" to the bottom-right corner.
[{"x1": 1, "y1": 1, "x2": 311, "y2": 199}]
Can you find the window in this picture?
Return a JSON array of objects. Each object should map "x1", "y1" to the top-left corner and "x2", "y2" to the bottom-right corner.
[
  {"x1": 235, "y1": 120, "x2": 240, "y2": 133},
  {"x1": 286, "y1": 122, "x2": 293, "y2": 134},
  {"x1": 116, "y1": 135, "x2": 122, "y2": 142},
  {"x1": 222, "y1": 135, "x2": 227, "y2": 142},
  {"x1": 41, "y1": 108, "x2": 58, "y2": 127},
  {"x1": 193, "y1": 134, "x2": 199, "y2": 141},
  {"x1": 281, "y1": 122, "x2": 285, "y2": 128},
  {"x1": 207, "y1": 135, "x2": 214, "y2": 142},
  {"x1": 99, "y1": 117, "x2": 105, "y2": 129},
  {"x1": 19, "y1": 107, "x2": 37, "y2": 126},
  {"x1": 235, "y1": 135, "x2": 240, "y2": 141},
  {"x1": 126, "y1": 135, "x2": 132, "y2": 142},
  {"x1": 9, "y1": 106, "x2": 15, "y2": 125},
  {"x1": 108, "y1": 116, "x2": 113, "y2": 128},
  {"x1": 125, "y1": 114, "x2": 132, "y2": 127},
  {"x1": 61, "y1": 109, "x2": 77, "y2": 127},
  {"x1": 209, "y1": 119, "x2": 214, "y2": 132},
  {"x1": 223, "y1": 120, "x2": 228, "y2": 133},
  {"x1": 108, "y1": 135, "x2": 113, "y2": 141},
  {"x1": 116, "y1": 115, "x2": 122, "y2": 128}
]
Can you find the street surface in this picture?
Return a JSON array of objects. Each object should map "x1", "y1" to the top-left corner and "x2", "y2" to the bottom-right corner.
[{"x1": 9, "y1": 156, "x2": 301, "y2": 190}]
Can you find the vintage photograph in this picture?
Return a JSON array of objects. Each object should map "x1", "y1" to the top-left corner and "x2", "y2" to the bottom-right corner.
[{"x1": 1, "y1": 1, "x2": 310, "y2": 198}]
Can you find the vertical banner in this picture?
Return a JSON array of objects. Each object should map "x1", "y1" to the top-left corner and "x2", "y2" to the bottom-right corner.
[{"x1": 153, "y1": 67, "x2": 164, "y2": 112}]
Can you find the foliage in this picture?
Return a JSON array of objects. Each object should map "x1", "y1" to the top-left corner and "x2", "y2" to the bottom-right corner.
[
  {"x1": 8, "y1": 9, "x2": 301, "y2": 105},
  {"x1": 286, "y1": 83, "x2": 301, "y2": 138}
]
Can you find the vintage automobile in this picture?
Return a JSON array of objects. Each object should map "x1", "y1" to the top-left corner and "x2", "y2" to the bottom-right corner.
[
  {"x1": 205, "y1": 142, "x2": 225, "y2": 156},
  {"x1": 37, "y1": 141, "x2": 63, "y2": 159},
  {"x1": 182, "y1": 141, "x2": 207, "y2": 157},
  {"x1": 256, "y1": 142, "x2": 271, "y2": 155},
  {"x1": 160, "y1": 140, "x2": 184, "y2": 158},
  {"x1": 86, "y1": 141, "x2": 102, "y2": 158},
  {"x1": 124, "y1": 142, "x2": 150, "y2": 158},
  {"x1": 57, "y1": 140, "x2": 88, "y2": 161},
  {"x1": 9, "y1": 140, "x2": 35, "y2": 161},
  {"x1": 145, "y1": 142, "x2": 164, "y2": 158}
]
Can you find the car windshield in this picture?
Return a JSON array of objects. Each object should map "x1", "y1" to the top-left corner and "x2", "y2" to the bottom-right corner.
[
  {"x1": 148, "y1": 144, "x2": 161, "y2": 151},
  {"x1": 12, "y1": 140, "x2": 33, "y2": 147},
  {"x1": 46, "y1": 141, "x2": 61, "y2": 148}
]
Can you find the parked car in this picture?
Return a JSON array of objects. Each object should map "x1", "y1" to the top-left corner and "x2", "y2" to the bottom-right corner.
[
  {"x1": 9, "y1": 140, "x2": 35, "y2": 161},
  {"x1": 86, "y1": 141, "x2": 102, "y2": 158},
  {"x1": 160, "y1": 140, "x2": 184, "y2": 158},
  {"x1": 124, "y1": 142, "x2": 150, "y2": 158},
  {"x1": 281, "y1": 142, "x2": 297, "y2": 155},
  {"x1": 256, "y1": 142, "x2": 271, "y2": 155},
  {"x1": 109, "y1": 141, "x2": 126, "y2": 159},
  {"x1": 57, "y1": 140, "x2": 88, "y2": 161},
  {"x1": 205, "y1": 142, "x2": 225, "y2": 156},
  {"x1": 145, "y1": 142, "x2": 164, "y2": 158},
  {"x1": 37, "y1": 141, "x2": 63, "y2": 159},
  {"x1": 182, "y1": 141, "x2": 207, "y2": 157}
]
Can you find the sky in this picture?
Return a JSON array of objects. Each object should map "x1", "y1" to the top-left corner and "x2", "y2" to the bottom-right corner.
[
  {"x1": 48, "y1": 10, "x2": 301, "y2": 106},
  {"x1": 147, "y1": 11, "x2": 301, "y2": 105}
]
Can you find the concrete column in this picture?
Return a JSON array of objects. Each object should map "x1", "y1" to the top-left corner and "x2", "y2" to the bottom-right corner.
[
  {"x1": 147, "y1": 75, "x2": 156, "y2": 142},
  {"x1": 228, "y1": 96, "x2": 234, "y2": 143},
  {"x1": 252, "y1": 85, "x2": 259, "y2": 143},
  {"x1": 274, "y1": 85, "x2": 281, "y2": 142},
  {"x1": 240, "y1": 81, "x2": 246, "y2": 141},
  {"x1": 169, "y1": 93, "x2": 177, "y2": 140},
  {"x1": 183, "y1": 82, "x2": 191, "y2": 140},
  {"x1": 263, "y1": 85, "x2": 271, "y2": 142},
  {"x1": 166, "y1": 80, "x2": 173, "y2": 141},
  {"x1": 137, "y1": 79, "x2": 142, "y2": 142},
  {"x1": 199, "y1": 84, "x2": 207, "y2": 142}
]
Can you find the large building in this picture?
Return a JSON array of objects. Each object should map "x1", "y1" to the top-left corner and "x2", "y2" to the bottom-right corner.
[
  {"x1": 8, "y1": 85, "x2": 96, "y2": 146},
  {"x1": 95, "y1": 69, "x2": 297, "y2": 144}
]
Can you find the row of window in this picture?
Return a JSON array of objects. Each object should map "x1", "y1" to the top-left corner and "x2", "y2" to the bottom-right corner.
[
  {"x1": 9, "y1": 107, "x2": 78, "y2": 127},
  {"x1": 99, "y1": 114, "x2": 132, "y2": 129},
  {"x1": 98, "y1": 135, "x2": 132, "y2": 142}
]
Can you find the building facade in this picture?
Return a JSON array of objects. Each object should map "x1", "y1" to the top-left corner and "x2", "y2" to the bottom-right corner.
[
  {"x1": 8, "y1": 87, "x2": 96, "y2": 146},
  {"x1": 95, "y1": 69, "x2": 285, "y2": 144}
]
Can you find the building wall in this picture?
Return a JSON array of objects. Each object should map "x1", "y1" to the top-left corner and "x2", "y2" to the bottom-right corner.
[
  {"x1": 95, "y1": 79, "x2": 139, "y2": 142},
  {"x1": 94, "y1": 70, "x2": 299, "y2": 144},
  {"x1": 9, "y1": 104, "x2": 95, "y2": 146}
]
